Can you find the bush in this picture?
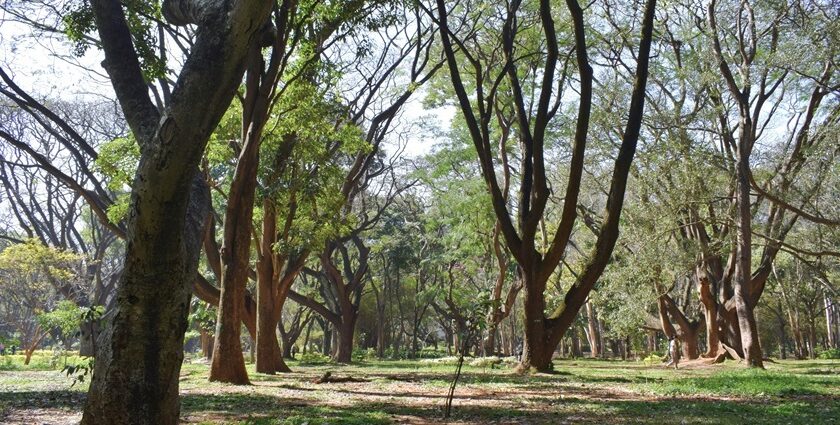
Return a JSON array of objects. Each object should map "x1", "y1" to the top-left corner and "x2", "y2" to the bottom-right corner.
[
  {"x1": 420, "y1": 356, "x2": 461, "y2": 365},
  {"x1": 298, "y1": 352, "x2": 333, "y2": 365},
  {"x1": 352, "y1": 348, "x2": 376, "y2": 362},
  {"x1": 643, "y1": 353, "x2": 665, "y2": 366},
  {"x1": 817, "y1": 348, "x2": 840, "y2": 360},
  {"x1": 468, "y1": 356, "x2": 513, "y2": 368}
]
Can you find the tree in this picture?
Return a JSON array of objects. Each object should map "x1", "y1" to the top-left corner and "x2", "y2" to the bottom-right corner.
[
  {"x1": 0, "y1": 239, "x2": 85, "y2": 364},
  {"x1": 428, "y1": 0, "x2": 657, "y2": 371},
  {"x1": 80, "y1": 0, "x2": 273, "y2": 421}
]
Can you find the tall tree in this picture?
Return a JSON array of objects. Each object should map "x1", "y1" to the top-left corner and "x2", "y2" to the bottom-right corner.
[
  {"x1": 81, "y1": 0, "x2": 273, "y2": 421},
  {"x1": 429, "y1": 0, "x2": 657, "y2": 371}
]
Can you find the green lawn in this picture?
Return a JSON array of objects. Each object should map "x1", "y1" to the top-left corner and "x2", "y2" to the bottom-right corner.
[{"x1": 1, "y1": 353, "x2": 838, "y2": 424}]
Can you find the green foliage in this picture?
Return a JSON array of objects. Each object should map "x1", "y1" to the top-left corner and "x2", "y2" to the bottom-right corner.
[
  {"x1": 189, "y1": 299, "x2": 218, "y2": 336},
  {"x1": 643, "y1": 353, "x2": 665, "y2": 366},
  {"x1": 61, "y1": 357, "x2": 94, "y2": 387},
  {"x1": 0, "y1": 239, "x2": 83, "y2": 281},
  {"x1": 352, "y1": 347, "x2": 376, "y2": 362},
  {"x1": 95, "y1": 135, "x2": 140, "y2": 223},
  {"x1": 297, "y1": 352, "x2": 332, "y2": 365},
  {"x1": 0, "y1": 350, "x2": 86, "y2": 371},
  {"x1": 36, "y1": 301, "x2": 83, "y2": 339},
  {"x1": 817, "y1": 349, "x2": 840, "y2": 360},
  {"x1": 62, "y1": 0, "x2": 167, "y2": 80}
]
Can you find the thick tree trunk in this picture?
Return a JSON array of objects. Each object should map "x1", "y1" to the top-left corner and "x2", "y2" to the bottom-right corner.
[
  {"x1": 720, "y1": 303, "x2": 744, "y2": 354},
  {"x1": 733, "y1": 293, "x2": 762, "y2": 366},
  {"x1": 81, "y1": 0, "x2": 274, "y2": 413},
  {"x1": 254, "y1": 220, "x2": 290, "y2": 374},
  {"x1": 255, "y1": 279, "x2": 280, "y2": 373},
  {"x1": 335, "y1": 316, "x2": 357, "y2": 363},
  {"x1": 82, "y1": 175, "x2": 212, "y2": 424},
  {"x1": 518, "y1": 275, "x2": 553, "y2": 372},
  {"x1": 208, "y1": 264, "x2": 250, "y2": 384},
  {"x1": 209, "y1": 40, "x2": 273, "y2": 384},
  {"x1": 681, "y1": 324, "x2": 700, "y2": 359},
  {"x1": 209, "y1": 147, "x2": 256, "y2": 383},
  {"x1": 659, "y1": 293, "x2": 702, "y2": 360}
]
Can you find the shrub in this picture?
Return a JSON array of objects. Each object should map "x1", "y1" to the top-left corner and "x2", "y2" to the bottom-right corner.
[
  {"x1": 643, "y1": 353, "x2": 665, "y2": 366},
  {"x1": 420, "y1": 356, "x2": 461, "y2": 365},
  {"x1": 352, "y1": 347, "x2": 376, "y2": 362},
  {"x1": 298, "y1": 352, "x2": 333, "y2": 365},
  {"x1": 817, "y1": 348, "x2": 840, "y2": 360},
  {"x1": 468, "y1": 356, "x2": 514, "y2": 368}
]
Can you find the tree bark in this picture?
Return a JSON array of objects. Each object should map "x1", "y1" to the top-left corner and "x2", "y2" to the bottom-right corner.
[
  {"x1": 81, "y1": 0, "x2": 272, "y2": 420},
  {"x1": 335, "y1": 315, "x2": 357, "y2": 363}
]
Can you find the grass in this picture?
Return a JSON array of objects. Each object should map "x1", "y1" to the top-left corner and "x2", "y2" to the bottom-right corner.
[{"x1": 1, "y1": 353, "x2": 838, "y2": 424}]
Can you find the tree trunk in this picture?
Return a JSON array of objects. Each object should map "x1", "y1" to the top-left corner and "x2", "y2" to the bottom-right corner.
[
  {"x1": 79, "y1": 319, "x2": 99, "y2": 357},
  {"x1": 302, "y1": 319, "x2": 313, "y2": 355},
  {"x1": 322, "y1": 321, "x2": 332, "y2": 356},
  {"x1": 23, "y1": 331, "x2": 44, "y2": 366},
  {"x1": 483, "y1": 325, "x2": 497, "y2": 356},
  {"x1": 698, "y1": 276, "x2": 720, "y2": 358},
  {"x1": 200, "y1": 329, "x2": 213, "y2": 360},
  {"x1": 586, "y1": 301, "x2": 601, "y2": 358},
  {"x1": 681, "y1": 324, "x2": 700, "y2": 359},
  {"x1": 375, "y1": 292, "x2": 387, "y2": 358},
  {"x1": 625, "y1": 336, "x2": 632, "y2": 359},
  {"x1": 825, "y1": 295, "x2": 836, "y2": 349},
  {"x1": 518, "y1": 274, "x2": 553, "y2": 372},
  {"x1": 572, "y1": 327, "x2": 582, "y2": 358},
  {"x1": 254, "y1": 214, "x2": 290, "y2": 374},
  {"x1": 82, "y1": 174, "x2": 212, "y2": 425},
  {"x1": 68, "y1": 0, "x2": 274, "y2": 415},
  {"x1": 334, "y1": 314, "x2": 357, "y2": 363}
]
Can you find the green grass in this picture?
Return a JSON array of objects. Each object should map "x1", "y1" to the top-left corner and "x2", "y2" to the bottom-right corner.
[
  {"x1": 645, "y1": 368, "x2": 839, "y2": 397},
  {"x1": 0, "y1": 350, "x2": 86, "y2": 371},
  {"x1": 1, "y1": 353, "x2": 838, "y2": 424}
]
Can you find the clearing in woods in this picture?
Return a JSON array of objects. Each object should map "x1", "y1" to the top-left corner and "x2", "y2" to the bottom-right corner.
[{"x1": 0, "y1": 355, "x2": 838, "y2": 424}]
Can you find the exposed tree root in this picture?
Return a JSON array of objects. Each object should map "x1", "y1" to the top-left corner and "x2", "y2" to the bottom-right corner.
[{"x1": 312, "y1": 371, "x2": 369, "y2": 384}]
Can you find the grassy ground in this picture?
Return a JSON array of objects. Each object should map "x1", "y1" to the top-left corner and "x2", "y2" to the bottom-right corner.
[{"x1": 1, "y1": 352, "x2": 838, "y2": 424}]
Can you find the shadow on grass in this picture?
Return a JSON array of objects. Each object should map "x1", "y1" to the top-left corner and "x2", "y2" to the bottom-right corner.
[
  {"x1": 1, "y1": 384, "x2": 838, "y2": 424},
  {"x1": 180, "y1": 392, "x2": 391, "y2": 425},
  {"x1": 0, "y1": 390, "x2": 85, "y2": 410}
]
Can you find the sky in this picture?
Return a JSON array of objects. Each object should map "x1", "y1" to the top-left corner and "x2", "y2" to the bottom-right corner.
[{"x1": 0, "y1": 15, "x2": 450, "y2": 160}]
